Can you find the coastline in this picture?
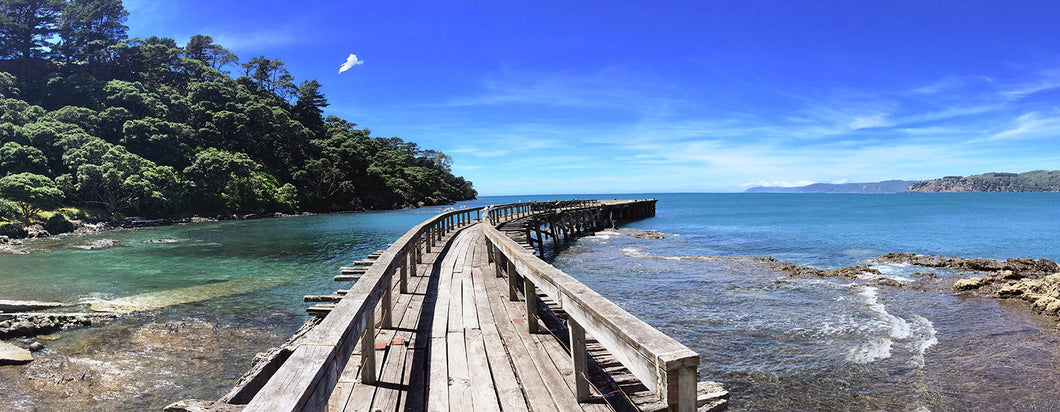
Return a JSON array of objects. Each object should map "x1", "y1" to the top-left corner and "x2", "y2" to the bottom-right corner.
[{"x1": 0, "y1": 195, "x2": 473, "y2": 255}]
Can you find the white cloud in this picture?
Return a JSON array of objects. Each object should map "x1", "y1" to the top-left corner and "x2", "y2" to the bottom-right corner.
[
  {"x1": 848, "y1": 114, "x2": 893, "y2": 130},
  {"x1": 987, "y1": 112, "x2": 1060, "y2": 141},
  {"x1": 745, "y1": 180, "x2": 818, "y2": 188}
]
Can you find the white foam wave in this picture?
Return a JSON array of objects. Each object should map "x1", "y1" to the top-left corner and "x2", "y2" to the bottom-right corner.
[
  {"x1": 588, "y1": 230, "x2": 621, "y2": 241},
  {"x1": 620, "y1": 247, "x2": 650, "y2": 258},
  {"x1": 859, "y1": 286, "x2": 912, "y2": 339},
  {"x1": 848, "y1": 337, "x2": 893, "y2": 364},
  {"x1": 846, "y1": 286, "x2": 937, "y2": 366},
  {"x1": 870, "y1": 263, "x2": 918, "y2": 283},
  {"x1": 907, "y1": 315, "x2": 938, "y2": 368}
]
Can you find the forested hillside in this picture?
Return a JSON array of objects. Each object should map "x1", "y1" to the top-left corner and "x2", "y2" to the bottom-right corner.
[
  {"x1": 908, "y1": 171, "x2": 1060, "y2": 192},
  {"x1": 0, "y1": 0, "x2": 475, "y2": 225}
]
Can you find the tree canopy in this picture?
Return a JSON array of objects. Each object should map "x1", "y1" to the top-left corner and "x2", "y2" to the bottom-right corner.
[
  {"x1": 0, "y1": 0, "x2": 475, "y2": 222},
  {"x1": 0, "y1": 172, "x2": 63, "y2": 222}
]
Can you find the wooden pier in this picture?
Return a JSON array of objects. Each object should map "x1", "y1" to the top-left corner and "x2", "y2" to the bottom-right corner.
[{"x1": 170, "y1": 199, "x2": 726, "y2": 412}]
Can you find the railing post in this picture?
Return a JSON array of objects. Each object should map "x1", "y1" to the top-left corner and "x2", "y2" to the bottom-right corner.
[
  {"x1": 507, "y1": 260, "x2": 518, "y2": 301},
  {"x1": 415, "y1": 238, "x2": 423, "y2": 264},
  {"x1": 381, "y1": 271, "x2": 393, "y2": 329},
  {"x1": 362, "y1": 310, "x2": 377, "y2": 384},
  {"x1": 523, "y1": 277, "x2": 539, "y2": 334},
  {"x1": 399, "y1": 252, "x2": 409, "y2": 294},
  {"x1": 569, "y1": 318, "x2": 590, "y2": 402},
  {"x1": 425, "y1": 228, "x2": 432, "y2": 253}
]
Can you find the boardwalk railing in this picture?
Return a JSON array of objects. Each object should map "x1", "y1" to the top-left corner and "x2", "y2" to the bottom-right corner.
[
  {"x1": 244, "y1": 206, "x2": 484, "y2": 411},
  {"x1": 486, "y1": 199, "x2": 600, "y2": 226},
  {"x1": 483, "y1": 200, "x2": 700, "y2": 411}
]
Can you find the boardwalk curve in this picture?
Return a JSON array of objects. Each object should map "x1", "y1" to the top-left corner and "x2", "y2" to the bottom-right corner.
[{"x1": 167, "y1": 200, "x2": 726, "y2": 412}]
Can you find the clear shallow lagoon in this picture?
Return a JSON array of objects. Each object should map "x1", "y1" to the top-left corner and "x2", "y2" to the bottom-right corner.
[{"x1": 2, "y1": 193, "x2": 1059, "y2": 410}]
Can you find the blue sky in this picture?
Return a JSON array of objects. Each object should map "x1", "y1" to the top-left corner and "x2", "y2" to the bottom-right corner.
[{"x1": 123, "y1": 0, "x2": 1060, "y2": 195}]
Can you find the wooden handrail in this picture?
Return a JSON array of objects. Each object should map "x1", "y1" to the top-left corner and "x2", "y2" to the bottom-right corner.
[
  {"x1": 484, "y1": 200, "x2": 698, "y2": 411},
  {"x1": 244, "y1": 206, "x2": 484, "y2": 411},
  {"x1": 242, "y1": 200, "x2": 681, "y2": 411}
]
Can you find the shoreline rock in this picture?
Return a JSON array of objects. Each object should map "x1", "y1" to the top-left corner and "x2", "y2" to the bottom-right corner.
[
  {"x1": 0, "y1": 340, "x2": 33, "y2": 365},
  {"x1": 997, "y1": 274, "x2": 1060, "y2": 316},
  {"x1": 875, "y1": 253, "x2": 1059, "y2": 279},
  {"x1": 0, "y1": 312, "x2": 119, "y2": 339}
]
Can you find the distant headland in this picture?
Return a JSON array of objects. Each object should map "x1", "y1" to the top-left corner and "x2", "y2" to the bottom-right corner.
[
  {"x1": 744, "y1": 180, "x2": 916, "y2": 193},
  {"x1": 745, "y1": 170, "x2": 1060, "y2": 193}
]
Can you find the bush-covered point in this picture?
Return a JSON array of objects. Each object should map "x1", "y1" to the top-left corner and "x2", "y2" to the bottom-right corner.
[{"x1": 0, "y1": 1, "x2": 475, "y2": 220}]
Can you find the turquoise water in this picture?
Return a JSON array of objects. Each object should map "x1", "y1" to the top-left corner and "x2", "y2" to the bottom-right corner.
[
  {"x1": 0, "y1": 207, "x2": 445, "y2": 410},
  {"x1": 2, "y1": 193, "x2": 1059, "y2": 410}
]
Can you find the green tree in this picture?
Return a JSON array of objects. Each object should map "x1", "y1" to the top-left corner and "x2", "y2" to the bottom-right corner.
[
  {"x1": 0, "y1": 71, "x2": 18, "y2": 98},
  {"x1": 120, "y1": 116, "x2": 195, "y2": 166},
  {"x1": 241, "y1": 56, "x2": 295, "y2": 99},
  {"x1": 103, "y1": 79, "x2": 168, "y2": 117},
  {"x1": 0, "y1": 141, "x2": 48, "y2": 175},
  {"x1": 293, "y1": 79, "x2": 327, "y2": 132},
  {"x1": 44, "y1": 105, "x2": 100, "y2": 135},
  {"x1": 183, "y1": 148, "x2": 286, "y2": 213},
  {"x1": 183, "y1": 34, "x2": 237, "y2": 71},
  {"x1": 57, "y1": 0, "x2": 128, "y2": 65},
  {"x1": 0, "y1": 0, "x2": 64, "y2": 60},
  {"x1": 0, "y1": 97, "x2": 45, "y2": 125},
  {"x1": 59, "y1": 138, "x2": 180, "y2": 216},
  {"x1": 0, "y1": 172, "x2": 63, "y2": 223}
]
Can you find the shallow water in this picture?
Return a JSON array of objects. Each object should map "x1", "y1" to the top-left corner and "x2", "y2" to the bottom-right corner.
[{"x1": 0, "y1": 209, "x2": 434, "y2": 410}]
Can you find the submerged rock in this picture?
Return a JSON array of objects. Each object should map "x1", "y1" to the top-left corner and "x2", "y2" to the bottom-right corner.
[
  {"x1": 629, "y1": 230, "x2": 666, "y2": 239},
  {"x1": 770, "y1": 263, "x2": 883, "y2": 280},
  {"x1": 143, "y1": 238, "x2": 184, "y2": 244},
  {"x1": 72, "y1": 239, "x2": 122, "y2": 250},
  {"x1": 0, "y1": 299, "x2": 65, "y2": 313}
]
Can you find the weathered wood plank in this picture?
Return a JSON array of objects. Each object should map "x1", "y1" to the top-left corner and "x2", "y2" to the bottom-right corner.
[
  {"x1": 427, "y1": 231, "x2": 456, "y2": 412},
  {"x1": 371, "y1": 269, "x2": 430, "y2": 412},
  {"x1": 471, "y1": 262, "x2": 529, "y2": 412},
  {"x1": 446, "y1": 332, "x2": 474, "y2": 411},
  {"x1": 478, "y1": 250, "x2": 562, "y2": 412}
]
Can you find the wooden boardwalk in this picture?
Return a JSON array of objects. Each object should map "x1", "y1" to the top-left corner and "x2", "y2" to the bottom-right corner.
[
  {"x1": 195, "y1": 200, "x2": 726, "y2": 412},
  {"x1": 328, "y1": 224, "x2": 614, "y2": 411}
]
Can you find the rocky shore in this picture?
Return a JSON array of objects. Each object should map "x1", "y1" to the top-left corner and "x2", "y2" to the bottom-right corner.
[
  {"x1": 622, "y1": 228, "x2": 1060, "y2": 321},
  {"x1": 0, "y1": 300, "x2": 120, "y2": 364},
  {"x1": 868, "y1": 252, "x2": 1060, "y2": 317},
  {"x1": 0, "y1": 312, "x2": 119, "y2": 340}
]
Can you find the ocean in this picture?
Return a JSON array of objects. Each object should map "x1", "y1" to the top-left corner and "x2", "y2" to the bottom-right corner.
[
  {"x1": 1, "y1": 193, "x2": 1059, "y2": 410},
  {"x1": 551, "y1": 193, "x2": 1060, "y2": 411}
]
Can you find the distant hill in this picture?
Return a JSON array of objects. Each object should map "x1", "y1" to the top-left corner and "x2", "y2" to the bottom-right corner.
[
  {"x1": 744, "y1": 180, "x2": 915, "y2": 193},
  {"x1": 908, "y1": 170, "x2": 1060, "y2": 192}
]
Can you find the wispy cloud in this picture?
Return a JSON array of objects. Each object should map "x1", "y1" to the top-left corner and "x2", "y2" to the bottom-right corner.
[
  {"x1": 442, "y1": 66, "x2": 687, "y2": 112},
  {"x1": 987, "y1": 111, "x2": 1060, "y2": 141},
  {"x1": 211, "y1": 28, "x2": 302, "y2": 51}
]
